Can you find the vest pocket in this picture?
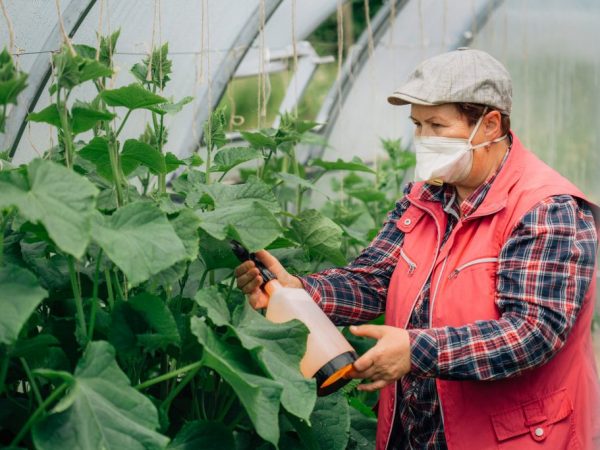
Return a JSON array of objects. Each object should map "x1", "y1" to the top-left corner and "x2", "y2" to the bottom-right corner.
[
  {"x1": 490, "y1": 389, "x2": 579, "y2": 449},
  {"x1": 448, "y1": 257, "x2": 498, "y2": 279},
  {"x1": 399, "y1": 248, "x2": 417, "y2": 276}
]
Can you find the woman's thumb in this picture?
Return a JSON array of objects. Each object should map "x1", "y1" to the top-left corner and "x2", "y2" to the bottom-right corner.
[{"x1": 254, "y1": 250, "x2": 286, "y2": 276}]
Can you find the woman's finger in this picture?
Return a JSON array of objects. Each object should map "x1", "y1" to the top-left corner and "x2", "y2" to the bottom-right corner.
[
  {"x1": 357, "y1": 379, "x2": 391, "y2": 392},
  {"x1": 236, "y1": 268, "x2": 261, "y2": 290}
]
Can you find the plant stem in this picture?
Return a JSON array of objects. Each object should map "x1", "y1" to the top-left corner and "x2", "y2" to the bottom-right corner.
[
  {"x1": 20, "y1": 358, "x2": 43, "y2": 407},
  {"x1": 10, "y1": 382, "x2": 69, "y2": 447},
  {"x1": 115, "y1": 109, "x2": 132, "y2": 137},
  {"x1": 104, "y1": 267, "x2": 114, "y2": 309},
  {"x1": 108, "y1": 140, "x2": 124, "y2": 207},
  {"x1": 136, "y1": 360, "x2": 203, "y2": 391},
  {"x1": 0, "y1": 214, "x2": 6, "y2": 267},
  {"x1": 0, "y1": 353, "x2": 9, "y2": 395},
  {"x1": 87, "y1": 249, "x2": 103, "y2": 342},
  {"x1": 205, "y1": 145, "x2": 212, "y2": 185},
  {"x1": 113, "y1": 269, "x2": 125, "y2": 301},
  {"x1": 199, "y1": 269, "x2": 209, "y2": 289},
  {"x1": 56, "y1": 89, "x2": 75, "y2": 169},
  {"x1": 67, "y1": 256, "x2": 87, "y2": 339},
  {"x1": 161, "y1": 363, "x2": 202, "y2": 410}
]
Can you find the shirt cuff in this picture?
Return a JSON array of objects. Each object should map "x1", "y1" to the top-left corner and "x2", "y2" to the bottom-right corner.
[
  {"x1": 298, "y1": 275, "x2": 322, "y2": 303},
  {"x1": 407, "y1": 328, "x2": 439, "y2": 377}
]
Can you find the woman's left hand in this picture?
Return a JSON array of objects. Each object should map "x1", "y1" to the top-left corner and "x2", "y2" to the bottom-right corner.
[{"x1": 347, "y1": 325, "x2": 412, "y2": 392}]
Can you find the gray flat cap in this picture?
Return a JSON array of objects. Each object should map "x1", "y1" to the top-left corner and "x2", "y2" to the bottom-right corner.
[{"x1": 388, "y1": 48, "x2": 512, "y2": 114}]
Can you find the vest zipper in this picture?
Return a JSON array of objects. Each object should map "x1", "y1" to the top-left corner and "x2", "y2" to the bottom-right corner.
[
  {"x1": 448, "y1": 257, "x2": 499, "y2": 279},
  {"x1": 385, "y1": 202, "x2": 443, "y2": 450},
  {"x1": 399, "y1": 248, "x2": 417, "y2": 275}
]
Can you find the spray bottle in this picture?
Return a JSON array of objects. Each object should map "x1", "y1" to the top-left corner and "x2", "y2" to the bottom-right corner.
[{"x1": 231, "y1": 241, "x2": 357, "y2": 396}]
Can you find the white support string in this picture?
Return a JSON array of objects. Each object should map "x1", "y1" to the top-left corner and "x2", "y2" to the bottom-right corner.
[
  {"x1": 291, "y1": 0, "x2": 298, "y2": 118},
  {"x1": 336, "y1": 0, "x2": 344, "y2": 116},
  {"x1": 55, "y1": 0, "x2": 76, "y2": 55},
  {"x1": 364, "y1": 0, "x2": 374, "y2": 58},
  {"x1": 0, "y1": 0, "x2": 16, "y2": 58},
  {"x1": 257, "y1": 0, "x2": 266, "y2": 128}
]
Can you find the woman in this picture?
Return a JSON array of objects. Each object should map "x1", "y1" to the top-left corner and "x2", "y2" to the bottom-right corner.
[{"x1": 235, "y1": 49, "x2": 600, "y2": 449}]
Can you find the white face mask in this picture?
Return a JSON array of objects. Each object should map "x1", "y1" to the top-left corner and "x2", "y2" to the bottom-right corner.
[{"x1": 413, "y1": 111, "x2": 507, "y2": 185}]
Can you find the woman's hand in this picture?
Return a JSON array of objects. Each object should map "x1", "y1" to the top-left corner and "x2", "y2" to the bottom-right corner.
[
  {"x1": 234, "y1": 250, "x2": 302, "y2": 309},
  {"x1": 347, "y1": 325, "x2": 412, "y2": 392}
]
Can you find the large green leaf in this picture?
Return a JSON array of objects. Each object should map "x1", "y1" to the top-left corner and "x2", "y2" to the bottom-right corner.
[
  {"x1": 197, "y1": 201, "x2": 282, "y2": 252},
  {"x1": 0, "y1": 265, "x2": 48, "y2": 345},
  {"x1": 240, "y1": 131, "x2": 277, "y2": 150},
  {"x1": 78, "y1": 137, "x2": 141, "y2": 181},
  {"x1": 169, "y1": 209, "x2": 201, "y2": 261},
  {"x1": 291, "y1": 392, "x2": 351, "y2": 450},
  {"x1": 232, "y1": 303, "x2": 316, "y2": 421},
  {"x1": 71, "y1": 101, "x2": 115, "y2": 134},
  {"x1": 0, "y1": 159, "x2": 98, "y2": 258},
  {"x1": 311, "y1": 158, "x2": 374, "y2": 173},
  {"x1": 167, "y1": 421, "x2": 234, "y2": 450},
  {"x1": 291, "y1": 209, "x2": 346, "y2": 266},
  {"x1": 129, "y1": 293, "x2": 181, "y2": 351},
  {"x1": 195, "y1": 178, "x2": 279, "y2": 211},
  {"x1": 32, "y1": 341, "x2": 169, "y2": 450},
  {"x1": 0, "y1": 48, "x2": 28, "y2": 107},
  {"x1": 347, "y1": 408, "x2": 377, "y2": 450},
  {"x1": 27, "y1": 104, "x2": 61, "y2": 128},
  {"x1": 191, "y1": 319, "x2": 283, "y2": 446},
  {"x1": 27, "y1": 102, "x2": 115, "y2": 135},
  {"x1": 121, "y1": 139, "x2": 166, "y2": 175},
  {"x1": 101, "y1": 83, "x2": 167, "y2": 111},
  {"x1": 91, "y1": 202, "x2": 187, "y2": 286},
  {"x1": 210, "y1": 147, "x2": 262, "y2": 173},
  {"x1": 194, "y1": 286, "x2": 231, "y2": 327}
]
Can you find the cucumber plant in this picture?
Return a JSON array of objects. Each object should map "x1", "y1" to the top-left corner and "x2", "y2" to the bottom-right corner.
[{"x1": 0, "y1": 33, "x2": 412, "y2": 450}]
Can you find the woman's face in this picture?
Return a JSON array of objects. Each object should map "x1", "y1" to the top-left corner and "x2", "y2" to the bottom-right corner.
[{"x1": 409, "y1": 103, "x2": 506, "y2": 191}]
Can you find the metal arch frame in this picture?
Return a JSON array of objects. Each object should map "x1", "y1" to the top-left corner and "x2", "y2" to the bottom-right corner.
[
  {"x1": 3, "y1": 0, "x2": 98, "y2": 158},
  {"x1": 179, "y1": 0, "x2": 284, "y2": 159},
  {"x1": 308, "y1": 0, "x2": 505, "y2": 161}
]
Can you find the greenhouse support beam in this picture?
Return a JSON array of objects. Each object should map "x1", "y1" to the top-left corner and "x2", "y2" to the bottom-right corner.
[
  {"x1": 180, "y1": 0, "x2": 284, "y2": 159},
  {"x1": 3, "y1": 0, "x2": 98, "y2": 158}
]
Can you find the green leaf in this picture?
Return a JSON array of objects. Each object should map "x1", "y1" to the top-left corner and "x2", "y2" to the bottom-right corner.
[
  {"x1": 198, "y1": 201, "x2": 282, "y2": 253},
  {"x1": 121, "y1": 139, "x2": 166, "y2": 175},
  {"x1": 240, "y1": 131, "x2": 277, "y2": 150},
  {"x1": 194, "y1": 286, "x2": 231, "y2": 327},
  {"x1": 311, "y1": 158, "x2": 374, "y2": 173},
  {"x1": 167, "y1": 421, "x2": 234, "y2": 450},
  {"x1": 347, "y1": 188, "x2": 387, "y2": 204},
  {"x1": 169, "y1": 209, "x2": 201, "y2": 261},
  {"x1": 210, "y1": 147, "x2": 262, "y2": 173},
  {"x1": 150, "y1": 96, "x2": 193, "y2": 115},
  {"x1": 0, "y1": 265, "x2": 48, "y2": 345},
  {"x1": 291, "y1": 209, "x2": 346, "y2": 266},
  {"x1": 203, "y1": 107, "x2": 227, "y2": 150},
  {"x1": 0, "y1": 159, "x2": 98, "y2": 258},
  {"x1": 91, "y1": 202, "x2": 187, "y2": 286},
  {"x1": 277, "y1": 172, "x2": 329, "y2": 198},
  {"x1": 10, "y1": 334, "x2": 59, "y2": 359},
  {"x1": 347, "y1": 407, "x2": 377, "y2": 450},
  {"x1": 198, "y1": 231, "x2": 240, "y2": 271},
  {"x1": 71, "y1": 101, "x2": 115, "y2": 134},
  {"x1": 292, "y1": 392, "x2": 351, "y2": 450},
  {"x1": 79, "y1": 137, "x2": 127, "y2": 182},
  {"x1": 0, "y1": 48, "x2": 28, "y2": 107},
  {"x1": 101, "y1": 83, "x2": 167, "y2": 111},
  {"x1": 195, "y1": 178, "x2": 279, "y2": 211},
  {"x1": 51, "y1": 46, "x2": 113, "y2": 92},
  {"x1": 27, "y1": 104, "x2": 62, "y2": 128},
  {"x1": 129, "y1": 293, "x2": 181, "y2": 351},
  {"x1": 232, "y1": 303, "x2": 316, "y2": 421},
  {"x1": 131, "y1": 43, "x2": 172, "y2": 90},
  {"x1": 191, "y1": 319, "x2": 283, "y2": 446},
  {"x1": 32, "y1": 341, "x2": 169, "y2": 450}
]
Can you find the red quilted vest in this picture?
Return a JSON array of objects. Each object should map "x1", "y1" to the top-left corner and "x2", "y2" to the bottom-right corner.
[{"x1": 376, "y1": 134, "x2": 600, "y2": 449}]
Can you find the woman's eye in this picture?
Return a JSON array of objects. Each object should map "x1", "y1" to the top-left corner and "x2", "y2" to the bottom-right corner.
[{"x1": 431, "y1": 123, "x2": 442, "y2": 128}]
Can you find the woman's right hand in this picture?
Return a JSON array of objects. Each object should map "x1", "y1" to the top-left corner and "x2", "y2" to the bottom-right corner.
[{"x1": 234, "y1": 250, "x2": 302, "y2": 309}]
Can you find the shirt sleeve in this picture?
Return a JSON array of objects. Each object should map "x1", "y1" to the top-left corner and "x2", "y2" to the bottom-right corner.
[
  {"x1": 299, "y1": 196, "x2": 410, "y2": 326},
  {"x1": 408, "y1": 195, "x2": 598, "y2": 380}
]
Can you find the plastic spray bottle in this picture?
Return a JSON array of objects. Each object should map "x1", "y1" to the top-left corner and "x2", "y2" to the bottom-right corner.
[{"x1": 231, "y1": 241, "x2": 357, "y2": 396}]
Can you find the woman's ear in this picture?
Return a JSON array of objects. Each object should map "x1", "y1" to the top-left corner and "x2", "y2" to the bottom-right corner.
[{"x1": 483, "y1": 110, "x2": 502, "y2": 138}]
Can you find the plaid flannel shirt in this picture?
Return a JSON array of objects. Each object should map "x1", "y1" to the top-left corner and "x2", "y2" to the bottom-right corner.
[{"x1": 300, "y1": 148, "x2": 598, "y2": 449}]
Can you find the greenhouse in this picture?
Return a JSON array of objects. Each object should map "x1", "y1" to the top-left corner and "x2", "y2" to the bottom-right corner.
[{"x1": 1, "y1": 0, "x2": 599, "y2": 449}]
